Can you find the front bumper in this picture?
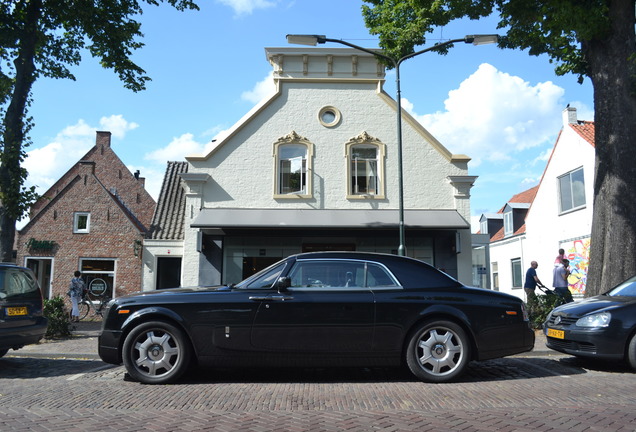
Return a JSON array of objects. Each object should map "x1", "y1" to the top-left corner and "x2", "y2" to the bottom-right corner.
[
  {"x1": 544, "y1": 326, "x2": 626, "y2": 361},
  {"x1": 98, "y1": 329, "x2": 123, "y2": 364}
]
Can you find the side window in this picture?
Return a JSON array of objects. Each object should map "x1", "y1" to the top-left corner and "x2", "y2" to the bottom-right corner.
[
  {"x1": 366, "y1": 263, "x2": 399, "y2": 288},
  {"x1": 345, "y1": 132, "x2": 385, "y2": 199},
  {"x1": 74, "y1": 212, "x2": 91, "y2": 233},
  {"x1": 273, "y1": 132, "x2": 314, "y2": 199},
  {"x1": 242, "y1": 262, "x2": 287, "y2": 289},
  {"x1": 558, "y1": 167, "x2": 586, "y2": 213},
  {"x1": 511, "y1": 258, "x2": 522, "y2": 288},
  {"x1": 288, "y1": 261, "x2": 366, "y2": 289}
]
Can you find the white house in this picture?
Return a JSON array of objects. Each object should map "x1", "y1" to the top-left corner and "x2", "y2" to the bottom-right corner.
[
  {"x1": 524, "y1": 107, "x2": 595, "y2": 298},
  {"x1": 480, "y1": 106, "x2": 595, "y2": 301},
  {"x1": 142, "y1": 47, "x2": 479, "y2": 289}
]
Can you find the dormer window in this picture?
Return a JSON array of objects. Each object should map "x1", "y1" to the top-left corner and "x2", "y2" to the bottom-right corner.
[
  {"x1": 503, "y1": 209, "x2": 513, "y2": 237},
  {"x1": 480, "y1": 220, "x2": 488, "y2": 234}
]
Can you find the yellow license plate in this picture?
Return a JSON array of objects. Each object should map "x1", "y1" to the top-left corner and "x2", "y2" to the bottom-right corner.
[
  {"x1": 7, "y1": 307, "x2": 28, "y2": 316},
  {"x1": 547, "y1": 328, "x2": 564, "y2": 339}
]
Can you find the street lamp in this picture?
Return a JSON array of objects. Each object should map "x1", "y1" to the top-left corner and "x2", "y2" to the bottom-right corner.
[{"x1": 287, "y1": 33, "x2": 499, "y2": 256}]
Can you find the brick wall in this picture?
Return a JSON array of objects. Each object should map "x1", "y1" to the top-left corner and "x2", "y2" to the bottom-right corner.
[{"x1": 16, "y1": 132, "x2": 155, "y2": 298}]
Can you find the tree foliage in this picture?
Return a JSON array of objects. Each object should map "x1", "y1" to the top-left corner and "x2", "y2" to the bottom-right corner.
[
  {"x1": 362, "y1": 0, "x2": 636, "y2": 296},
  {"x1": 0, "y1": 0, "x2": 199, "y2": 262}
]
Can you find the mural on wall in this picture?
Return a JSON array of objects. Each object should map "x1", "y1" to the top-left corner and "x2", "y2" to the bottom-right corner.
[{"x1": 561, "y1": 237, "x2": 590, "y2": 295}]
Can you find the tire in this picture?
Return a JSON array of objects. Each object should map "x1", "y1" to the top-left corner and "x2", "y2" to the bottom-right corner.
[
  {"x1": 405, "y1": 320, "x2": 471, "y2": 383},
  {"x1": 0, "y1": 348, "x2": 8, "y2": 358},
  {"x1": 78, "y1": 301, "x2": 90, "y2": 321},
  {"x1": 627, "y1": 334, "x2": 636, "y2": 370},
  {"x1": 122, "y1": 321, "x2": 191, "y2": 384}
]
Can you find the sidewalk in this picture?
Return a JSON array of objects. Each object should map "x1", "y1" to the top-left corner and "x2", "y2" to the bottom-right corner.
[
  {"x1": 7, "y1": 321, "x2": 550, "y2": 360},
  {"x1": 6, "y1": 320, "x2": 102, "y2": 360}
]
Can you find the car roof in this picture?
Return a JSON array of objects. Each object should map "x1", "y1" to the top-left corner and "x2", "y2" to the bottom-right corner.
[{"x1": 293, "y1": 251, "x2": 426, "y2": 265}]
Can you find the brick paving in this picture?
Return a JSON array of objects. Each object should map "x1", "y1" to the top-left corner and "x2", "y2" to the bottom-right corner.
[{"x1": 2, "y1": 323, "x2": 635, "y2": 431}]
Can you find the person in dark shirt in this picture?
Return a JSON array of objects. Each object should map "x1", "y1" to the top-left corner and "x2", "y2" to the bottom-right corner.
[{"x1": 524, "y1": 261, "x2": 545, "y2": 314}]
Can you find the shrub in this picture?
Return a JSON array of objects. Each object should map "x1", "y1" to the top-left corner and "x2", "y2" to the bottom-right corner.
[
  {"x1": 528, "y1": 291, "x2": 564, "y2": 329},
  {"x1": 43, "y1": 296, "x2": 72, "y2": 338}
]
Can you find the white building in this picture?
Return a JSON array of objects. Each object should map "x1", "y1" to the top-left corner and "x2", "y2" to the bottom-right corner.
[
  {"x1": 143, "y1": 47, "x2": 479, "y2": 289},
  {"x1": 480, "y1": 107, "x2": 595, "y2": 301}
]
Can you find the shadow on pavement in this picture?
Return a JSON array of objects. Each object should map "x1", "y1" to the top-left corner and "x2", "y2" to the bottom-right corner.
[{"x1": 0, "y1": 357, "x2": 108, "y2": 379}]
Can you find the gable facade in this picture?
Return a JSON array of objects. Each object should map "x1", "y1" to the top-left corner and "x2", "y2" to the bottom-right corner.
[
  {"x1": 16, "y1": 132, "x2": 156, "y2": 300},
  {"x1": 480, "y1": 107, "x2": 594, "y2": 301},
  {"x1": 144, "y1": 47, "x2": 478, "y2": 289}
]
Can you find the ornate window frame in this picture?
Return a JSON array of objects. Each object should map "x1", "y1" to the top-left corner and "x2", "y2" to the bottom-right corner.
[
  {"x1": 345, "y1": 132, "x2": 386, "y2": 199},
  {"x1": 273, "y1": 131, "x2": 314, "y2": 199}
]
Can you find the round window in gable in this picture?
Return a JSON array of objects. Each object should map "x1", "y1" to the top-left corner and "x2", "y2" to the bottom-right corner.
[{"x1": 318, "y1": 106, "x2": 341, "y2": 128}]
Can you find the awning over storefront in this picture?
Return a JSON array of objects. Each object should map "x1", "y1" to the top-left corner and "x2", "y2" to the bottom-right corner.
[{"x1": 191, "y1": 209, "x2": 470, "y2": 229}]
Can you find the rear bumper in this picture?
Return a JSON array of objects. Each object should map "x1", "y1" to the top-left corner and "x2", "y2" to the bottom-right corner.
[{"x1": 0, "y1": 317, "x2": 48, "y2": 350}]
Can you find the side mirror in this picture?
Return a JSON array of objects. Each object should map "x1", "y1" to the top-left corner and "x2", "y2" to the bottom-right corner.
[{"x1": 276, "y1": 276, "x2": 291, "y2": 291}]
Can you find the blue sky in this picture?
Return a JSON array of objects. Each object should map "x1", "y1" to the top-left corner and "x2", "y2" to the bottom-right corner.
[{"x1": 22, "y1": 0, "x2": 594, "y2": 230}]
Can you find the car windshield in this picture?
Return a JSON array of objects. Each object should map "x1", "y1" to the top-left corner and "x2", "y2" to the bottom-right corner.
[
  {"x1": 606, "y1": 276, "x2": 636, "y2": 297},
  {"x1": 0, "y1": 268, "x2": 40, "y2": 301}
]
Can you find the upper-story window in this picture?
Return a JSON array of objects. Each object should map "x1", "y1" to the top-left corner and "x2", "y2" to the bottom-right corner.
[
  {"x1": 480, "y1": 220, "x2": 488, "y2": 234},
  {"x1": 273, "y1": 132, "x2": 314, "y2": 199},
  {"x1": 558, "y1": 167, "x2": 585, "y2": 213},
  {"x1": 73, "y1": 212, "x2": 91, "y2": 234},
  {"x1": 345, "y1": 132, "x2": 385, "y2": 199},
  {"x1": 503, "y1": 209, "x2": 513, "y2": 237}
]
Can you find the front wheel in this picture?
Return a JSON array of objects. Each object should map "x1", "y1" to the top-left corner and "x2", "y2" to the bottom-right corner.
[
  {"x1": 405, "y1": 320, "x2": 471, "y2": 383},
  {"x1": 77, "y1": 301, "x2": 90, "y2": 320},
  {"x1": 122, "y1": 321, "x2": 191, "y2": 384}
]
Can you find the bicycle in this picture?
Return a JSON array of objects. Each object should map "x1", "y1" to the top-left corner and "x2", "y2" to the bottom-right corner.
[{"x1": 77, "y1": 292, "x2": 111, "y2": 321}]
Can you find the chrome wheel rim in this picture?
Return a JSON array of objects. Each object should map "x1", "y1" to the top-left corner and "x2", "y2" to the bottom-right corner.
[
  {"x1": 415, "y1": 327, "x2": 464, "y2": 377},
  {"x1": 131, "y1": 329, "x2": 180, "y2": 378}
]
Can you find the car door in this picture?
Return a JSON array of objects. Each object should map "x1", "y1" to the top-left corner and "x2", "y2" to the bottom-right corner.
[{"x1": 250, "y1": 259, "x2": 375, "y2": 352}]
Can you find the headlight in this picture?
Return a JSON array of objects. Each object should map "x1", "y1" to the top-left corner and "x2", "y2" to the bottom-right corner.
[{"x1": 576, "y1": 312, "x2": 611, "y2": 328}]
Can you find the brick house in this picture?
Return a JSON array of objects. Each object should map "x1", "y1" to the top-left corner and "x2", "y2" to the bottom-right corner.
[{"x1": 16, "y1": 131, "x2": 156, "y2": 299}]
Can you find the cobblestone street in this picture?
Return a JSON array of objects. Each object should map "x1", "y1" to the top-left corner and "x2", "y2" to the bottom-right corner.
[{"x1": 1, "y1": 322, "x2": 635, "y2": 431}]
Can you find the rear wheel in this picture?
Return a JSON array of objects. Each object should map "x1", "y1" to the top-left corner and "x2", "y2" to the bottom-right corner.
[
  {"x1": 627, "y1": 334, "x2": 636, "y2": 370},
  {"x1": 122, "y1": 321, "x2": 191, "y2": 384},
  {"x1": 405, "y1": 320, "x2": 471, "y2": 383}
]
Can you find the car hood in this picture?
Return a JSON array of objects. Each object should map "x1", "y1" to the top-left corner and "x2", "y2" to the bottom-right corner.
[
  {"x1": 117, "y1": 285, "x2": 231, "y2": 300},
  {"x1": 553, "y1": 294, "x2": 636, "y2": 316}
]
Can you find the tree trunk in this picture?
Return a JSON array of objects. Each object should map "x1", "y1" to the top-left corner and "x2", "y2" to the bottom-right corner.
[
  {"x1": 0, "y1": 0, "x2": 42, "y2": 262},
  {"x1": 585, "y1": 0, "x2": 636, "y2": 295}
]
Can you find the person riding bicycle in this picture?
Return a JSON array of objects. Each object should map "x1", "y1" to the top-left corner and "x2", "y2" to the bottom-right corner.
[{"x1": 67, "y1": 271, "x2": 86, "y2": 322}]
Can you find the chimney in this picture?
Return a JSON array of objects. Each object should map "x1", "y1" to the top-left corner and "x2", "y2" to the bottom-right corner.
[
  {"x1": 562, "y1": 106, "x2": 577, "y2": 126},
  {"x1": 96, "y1": 131, "x2": 112, "y2": 148}
]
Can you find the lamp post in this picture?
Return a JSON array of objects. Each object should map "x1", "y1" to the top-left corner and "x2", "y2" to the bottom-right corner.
[{"x1": 287, "y1": 34, "x2": 499, "y2": 256}]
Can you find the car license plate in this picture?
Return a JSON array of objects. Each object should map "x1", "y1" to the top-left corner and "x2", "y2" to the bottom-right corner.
[
  {"x1": 546, "y1": 328, "x2": 564, "y2": 339},
  {"x1": 6, "y1": 306, "x2": 28, "y2": 316}
]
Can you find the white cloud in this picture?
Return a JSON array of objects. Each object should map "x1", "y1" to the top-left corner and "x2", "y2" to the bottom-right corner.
[
  {"x1": 144, "y1": 133, "x2": 206, "y2": 163},
  {"x1": 241, "y1": 72, "x2": 276, "y2": 104},
  {"x1": 406, "y1": 63, "x2": 566, "y2": 165},
  {"x1": 99, "y1": 115, "x2": 139, "y2": 139},
  {"x1": 216, "y1": 0, "x2": 277, "y2": 15},
  {"x1": 24, "y1": 117, "x2": 138, "y2": 194}
]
